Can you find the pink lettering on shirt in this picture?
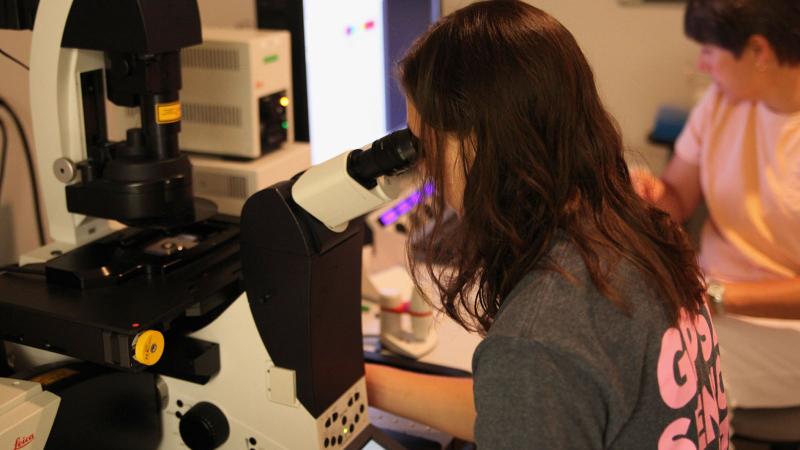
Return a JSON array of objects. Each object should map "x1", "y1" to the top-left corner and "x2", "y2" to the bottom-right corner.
[
  {"x1": 657, "y1": 308, "x2": 728, "y2": 450},
  {"x1": 695, "y1": 312, "x2": 713, "y2": 362},
  {"x1": 658, "y1": 418, "x2": 698, "y2": 450},
  {"x1": 658, "y1": 327, "x2": 698, "y2": 409}
]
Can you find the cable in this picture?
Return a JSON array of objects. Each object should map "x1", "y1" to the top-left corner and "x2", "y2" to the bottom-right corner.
[
  {"x1": 0, "y1": 263, "x2": 45, "y2": 276},
  {"x1": 0, "y1": 48, "x2": 30, "y2": 71},
  {"x1": 363, "y1": 351, "x2": 472, "y2": 378},
  {"x1": 0, "y1": 99, "x2": 45, "y2": 246},
  {"x1": 0, "y1": 118, "x2": 7, "y2": 204}
]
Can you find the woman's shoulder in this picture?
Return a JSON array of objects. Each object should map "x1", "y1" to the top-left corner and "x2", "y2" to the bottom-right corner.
[
  {"x1": 694, "y1": 84, "x2": 747, "y2": 120},
  {"x1": 488, "y1": 238, "x2": 669, "y2": 349},
  {"x1": 698, "y1": 84, "x2": 764, "y2": 122}
]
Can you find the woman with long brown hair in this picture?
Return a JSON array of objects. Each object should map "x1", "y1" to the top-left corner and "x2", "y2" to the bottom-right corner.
[{"x1": 366, "y1": 1, "x2": 729, "y2": 448}]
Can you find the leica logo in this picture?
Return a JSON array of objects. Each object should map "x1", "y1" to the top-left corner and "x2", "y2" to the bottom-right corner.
[{"x1": 13, "y1": 434, "x2": 34, "y2": 450}]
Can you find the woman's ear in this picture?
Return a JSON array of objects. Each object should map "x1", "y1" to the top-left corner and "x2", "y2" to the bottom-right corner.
[{"x1": 747, "y1": 34, "x2": 777, "y2": 71}]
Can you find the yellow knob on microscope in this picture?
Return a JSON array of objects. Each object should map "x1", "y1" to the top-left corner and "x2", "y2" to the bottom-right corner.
[{"x1": 132, "y1": 330, "x2": 165, "y2": 366}]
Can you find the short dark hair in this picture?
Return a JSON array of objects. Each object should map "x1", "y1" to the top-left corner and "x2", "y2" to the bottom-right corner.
[{"x1": 685, "y1": 0, "x2": 800, "y2": 65}]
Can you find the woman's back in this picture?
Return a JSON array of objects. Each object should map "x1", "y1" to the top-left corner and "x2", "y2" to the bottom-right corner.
[{"x1": 473, "y1": 238, "x2": 729, "y2": 449}]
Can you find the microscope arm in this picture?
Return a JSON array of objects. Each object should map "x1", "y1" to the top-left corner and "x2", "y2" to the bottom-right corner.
[
  {"x1": 239, "y1": 128, "x2": 418, "y2": 418},
  {"x1": 21, "y1": 0, "x2": 204, "y2": 249}
]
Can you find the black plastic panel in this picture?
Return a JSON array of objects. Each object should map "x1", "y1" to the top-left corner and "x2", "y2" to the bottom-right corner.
[
  {"x1": 61, "y1": 0, "x2": 201, "y2": 54},
  {"x1": 259, "y1": 90, "x2": 289, "y2": 153},
  {"x1": 240, "y1": 182, "x2": 365, "y2": 418},
  {"x1": 0, "y1": 216, "x2": 241, "y2": 372}
]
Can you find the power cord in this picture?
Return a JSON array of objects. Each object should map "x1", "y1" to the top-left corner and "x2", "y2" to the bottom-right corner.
[
  {"x1": 0, "y1": 48, "x2": 29, "y2": 71},
  {"x1": 0, "y1": 263, "x2": 45, "y2": 276},
  {"x1": 0, "y1": 98, "x2": 45, "y2": 246}
]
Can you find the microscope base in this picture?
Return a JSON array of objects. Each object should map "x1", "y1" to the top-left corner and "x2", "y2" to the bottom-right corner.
[{"x1": 159, "y1": 293, "x2": 402, "y2": 450}]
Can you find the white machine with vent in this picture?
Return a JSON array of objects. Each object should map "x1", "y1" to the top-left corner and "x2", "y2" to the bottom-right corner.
[
  {"x1": 105, "y1": 27, "x2": 306, "y2": 215},
  {"x1": 190, "y1": 141, "x2": 310, "y2": 216},
  {"x1": 107, "y1": 28, "x2": 293, "y2": 159},
  {"x1": 180, "y1": 28, "x2": 293, "y2": 158},
  {"x1": 0, "y1": 378, "x2": 59, "y2": 450}
]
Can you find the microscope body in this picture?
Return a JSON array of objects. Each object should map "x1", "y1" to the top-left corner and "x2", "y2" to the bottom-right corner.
[
  {"x1": 1, "y1": 0, "x2": 417, "y2": 448},
  {"x1": 23, "y1": 0, "x2": 208, "y2": 260},
  {"x1": 156, "y1": 179, "x2": 395, "y2": 450},
  {"x1": 156, "y1": 126, "x2": 416, "y2": 449}
]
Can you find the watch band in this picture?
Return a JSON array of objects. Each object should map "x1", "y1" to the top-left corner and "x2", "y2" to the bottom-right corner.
[{"x1": 706, "y1": 280, "x2": 726, "y2": 315}]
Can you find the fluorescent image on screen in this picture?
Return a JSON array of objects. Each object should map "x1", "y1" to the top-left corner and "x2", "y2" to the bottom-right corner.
[
  {"x1": 303, "y1": 0, "x2": 387, "y2": 163},
  {"x1": 378, "y1": 182, "x2": 435, "y2": 227}
]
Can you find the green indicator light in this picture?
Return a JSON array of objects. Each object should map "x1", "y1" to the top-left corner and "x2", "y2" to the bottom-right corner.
[
  {"x1": 263, "y1": 54, "x2": 279, "y2": 64},
  {"x1": 281, "y1": 121, "x2": 289, "y2": 130}
]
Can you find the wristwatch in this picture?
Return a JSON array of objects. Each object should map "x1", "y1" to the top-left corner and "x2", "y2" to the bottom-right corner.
[{"x1": 706, "y1": 280, "x2": 726, "y2": 315}]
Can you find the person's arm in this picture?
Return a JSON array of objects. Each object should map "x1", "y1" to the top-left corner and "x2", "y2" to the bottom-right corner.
[
  {"x1": 632, "y1": 156, "x2": 703, "y2": 224},
  {"x1": 634, "y1": 88, "x2": 718, "y2": 223},
  {"x1": 364, "y1": 363, "x2": 476, "y2": 442},
  {"x1": 718, "y1": 277, "x2": 800, "y2": 319},
  {"x1": 658, "y1": 156, "x2": 703, "y2": 223}
]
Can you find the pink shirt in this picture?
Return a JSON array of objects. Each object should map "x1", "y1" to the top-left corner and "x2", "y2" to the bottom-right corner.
[{"x1": 675, "y1": 85, "x2": 800, "y2": 282}]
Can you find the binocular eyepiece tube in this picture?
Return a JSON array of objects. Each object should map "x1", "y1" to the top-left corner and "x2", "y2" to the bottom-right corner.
[{"x1": 346, "y1": 128, "x2": 418, "y2": 189}]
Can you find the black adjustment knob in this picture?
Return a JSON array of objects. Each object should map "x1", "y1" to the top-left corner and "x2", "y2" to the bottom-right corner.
[{"x1": 179, "y1": 401, "x2": 230, "y2": 450}]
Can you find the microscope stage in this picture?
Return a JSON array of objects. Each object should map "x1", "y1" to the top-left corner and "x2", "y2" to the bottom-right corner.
[{"x1": 0, "y1": 216, "x2": 242, "y2": 375}]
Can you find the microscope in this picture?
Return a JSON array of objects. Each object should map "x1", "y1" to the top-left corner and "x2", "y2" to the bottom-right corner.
[{"x1": 0, "y1": 1, "x2": 418, "y2": 448}]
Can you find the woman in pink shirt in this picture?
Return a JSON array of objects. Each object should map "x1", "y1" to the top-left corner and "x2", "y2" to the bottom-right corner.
[{"x1": 635, "y1": 0, "x2": 800, "y2": 408}]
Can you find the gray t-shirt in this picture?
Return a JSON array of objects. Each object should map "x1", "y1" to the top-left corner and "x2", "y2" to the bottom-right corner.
[{"x1": 473, "y1": 240, "x2": 729, "y2": 449}]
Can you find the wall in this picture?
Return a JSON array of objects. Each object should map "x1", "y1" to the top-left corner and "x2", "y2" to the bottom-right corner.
[
  {"x1": 444, "y1": 0, "x2": 706, "y2": 171},
  {"x1": 0, "y1": 29, "x2": 35, "y2": 265},
  {"x1": 196, "y1": 0, "x2": 256, "y2": 29},
  {"x1": 0, "y1": 0, "x2": 255, "y2": 265}
]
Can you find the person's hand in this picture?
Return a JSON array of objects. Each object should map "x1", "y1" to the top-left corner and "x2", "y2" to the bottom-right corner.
[{"x1": 630, "y1": 168, "x2": 666, "y2": 204}]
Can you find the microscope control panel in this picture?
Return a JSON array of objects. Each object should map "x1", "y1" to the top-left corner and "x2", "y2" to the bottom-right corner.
[{"x1": 316, "y1": 380, "x2": 370, "y2": 448}]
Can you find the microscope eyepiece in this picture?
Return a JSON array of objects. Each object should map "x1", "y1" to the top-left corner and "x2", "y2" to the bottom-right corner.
[{"x1": 347, "y1": 128, "x2": 418, "y2": 189}]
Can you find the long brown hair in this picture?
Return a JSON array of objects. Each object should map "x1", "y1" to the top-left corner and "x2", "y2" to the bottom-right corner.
[{"x1": 400, "y1": 0, "x2": 705, "y2": 334}]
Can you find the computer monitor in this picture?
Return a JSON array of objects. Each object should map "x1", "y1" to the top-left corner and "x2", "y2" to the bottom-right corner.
[{"x1": 257, "y1": 0, "x2": 440, "y2": 163}]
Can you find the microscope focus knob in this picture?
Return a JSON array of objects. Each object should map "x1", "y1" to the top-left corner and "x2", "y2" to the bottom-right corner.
[{"x1": 179, "y1": 401, "x2": 230, "y2": 450}]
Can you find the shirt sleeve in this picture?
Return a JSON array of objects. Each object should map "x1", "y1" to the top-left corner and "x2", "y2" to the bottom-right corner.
[
  {"x1": 472, "y1": 335, "x2": 607, "y2": 450},
  {"x1": 781, "y1": 122, "x2": 800, "y2": 217},
  {"x1": 674, "y1": 85, "x2": 720, "y2": 166}
]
